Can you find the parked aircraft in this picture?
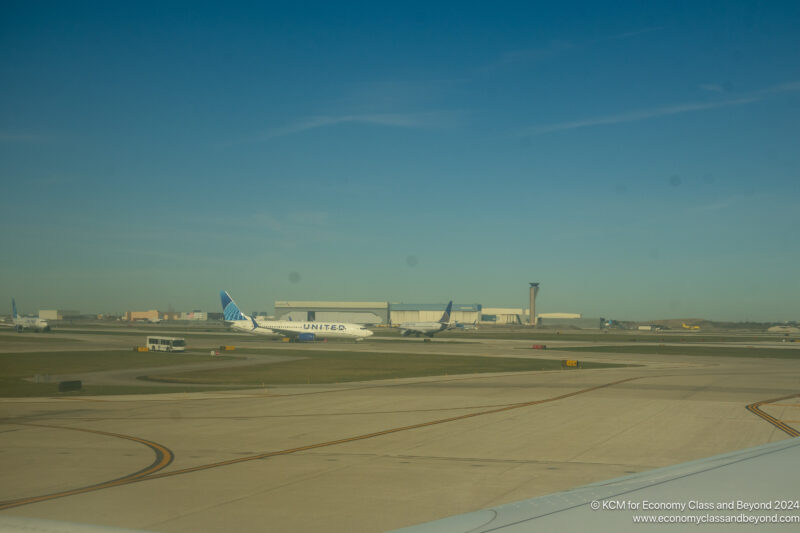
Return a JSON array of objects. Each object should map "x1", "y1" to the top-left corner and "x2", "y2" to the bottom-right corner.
[
  {"x1": 682, "y1": 322, "x2": 701, "y2": 330},
  {"x1": 220, "y1": 291, "x2": 373, "y2": 341},
  {"x1": 398, "y1": 301, "x2": 453, "y2": 337},
  {"x1": 1, "y1": 299, "x2": 50, "y2": 332}
]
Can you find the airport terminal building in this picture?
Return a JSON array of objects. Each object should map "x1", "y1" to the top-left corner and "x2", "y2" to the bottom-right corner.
[
  {"x1": 274, "y1": 301, "x2": 389, "y2": 325},
  {"x1": 266, "y1": 302, "x2": 602, "y2": 328},
  {"x1": 272, "y1": 302, "x2": 481, "y2": 326},
  {"x1": 389, "y1": 303, "x2": 481, "y2": 326}
]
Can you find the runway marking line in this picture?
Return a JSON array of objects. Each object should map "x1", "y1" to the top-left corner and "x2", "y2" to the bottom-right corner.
[
  {"x1": 0, "y1": 423, "x2": 174, "y2": 511},
  {"x1": 746, "y1": 394, "x2": 800, "y2": 437},
  {"x1": 146, "y1": 376, "x2": 646, "y2": 481},
  {"x1": 0, "y1": 376, "x2": 644, "y2": 510},
  {"x1": 53, "y1": 397, "x2": 108, "y2": 402}
]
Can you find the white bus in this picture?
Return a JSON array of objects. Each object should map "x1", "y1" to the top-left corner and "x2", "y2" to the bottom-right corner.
[{"x1": 146, "y1": 336, "x2": 186, "y2": 352}]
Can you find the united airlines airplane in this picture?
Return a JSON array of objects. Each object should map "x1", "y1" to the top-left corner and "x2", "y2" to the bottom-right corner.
[
  {"x1": 220, "y1": 291, "x2": 373, "y2": 341},
  {"x1": 398, "y1": 301, "x2": 453, "y2": 337},
  {"x1": 1, "y1": 298, "x2": 50, "y2": 332}
]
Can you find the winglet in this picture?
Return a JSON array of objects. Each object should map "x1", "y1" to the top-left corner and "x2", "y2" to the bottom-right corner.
[
  {"x1": 220, "y1": 290, "x2": 247, "y2": 321},
  {"x1": 439, "y1": 301, "x2": 453, "y2": 324}
]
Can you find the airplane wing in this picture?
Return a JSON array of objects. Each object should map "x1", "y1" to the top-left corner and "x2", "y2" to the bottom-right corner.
[
  {"x1": 393, "y1": 437, "x2": 800, "y2": 532},
  {"x1": 0, "y1": 515, "x2": 154, "y2": 532}
]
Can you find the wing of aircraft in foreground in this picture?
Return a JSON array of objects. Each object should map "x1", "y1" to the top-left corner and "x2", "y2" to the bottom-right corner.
[
  {"x1": 0, "y1": 515, "x2": 153, "y2": 532},
  {"x1": 393, "y1": 437, "x2": 800, "y2": 532}
]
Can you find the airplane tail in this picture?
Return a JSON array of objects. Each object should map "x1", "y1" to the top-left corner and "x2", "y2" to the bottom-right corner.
[
  {"x1": 11, "y1": 298, "x2": 17, "y2": 319},
  {"x1": 220, "y1": 291, "x2": 248, "y2": 321},
  {"x1": 439, "y1": 301, "x2": 453, "y2": 324}
]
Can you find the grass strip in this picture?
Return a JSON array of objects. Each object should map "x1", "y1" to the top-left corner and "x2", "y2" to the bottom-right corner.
[{"x1": 145, "y1": 350, "x2": 626, "y2": 385}]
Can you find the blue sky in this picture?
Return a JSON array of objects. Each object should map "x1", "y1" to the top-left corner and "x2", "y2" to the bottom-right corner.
[{"x1": 1, "y1": 1, "x2": 798, "y2": 321}]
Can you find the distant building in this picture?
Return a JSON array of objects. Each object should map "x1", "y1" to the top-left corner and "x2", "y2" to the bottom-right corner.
[
  {"x1": 39, "y1": 310, "x2": 81, "y2": 321},
  {"x1": 390, "y1": 303, "x2": 480, "y2": 326},
  {"x1": 125, "y1": 310, "x2": 160, "y2": 322},
  {"x1": 180, "y1": 311, "x2": 207, "y2": 321},
  {"x1": 538, "y1": 312, "x2": 582, "y2": 320},
  {"x1": 480, "y1": 307, "x2": 524, "y2": 325},
  {"x1": 537, "y1": 313, "x2": 604, "y2": 329},
  {"x1": 276, "y1": 301, "x2": 389, "y2": 325}
]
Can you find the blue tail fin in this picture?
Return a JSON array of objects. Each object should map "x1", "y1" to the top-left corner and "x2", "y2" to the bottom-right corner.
[
  {"x1": 12, "y1": 298, "x2": 17, "y2": 319},
  {"x1": 439, "y1": 301, "x2": 453, "y2": 324},
  {"x1": 220, "y1": 291, "x2": 247, "y2": 321}
]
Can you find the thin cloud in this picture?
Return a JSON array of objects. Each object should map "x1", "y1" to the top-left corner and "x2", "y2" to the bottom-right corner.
[
  {"x1": 529, "y1": 97, "x2": 759, "y2": 134},
  {"x1": 593, "y1": 26, "x2": 666, "y2": 43},
  {"x1": 477, "y1": 40, "x2": 574, "y2": 74},
  {"x1": 256, "y1": 111, "x2": 461, "y2": 141},
  {"x1": 687, "y1": 196, "x2": 742, "y2": 213},
  {"x1": 758, "y1": 80, "x2": 800, "y2": 95},
  {"x1": 527, "y1": 80, "x2": 800, "y2": 135}
]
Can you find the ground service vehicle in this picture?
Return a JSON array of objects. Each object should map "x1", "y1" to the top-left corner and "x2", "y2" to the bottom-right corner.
[{"x1": 146, "y1": 336, "x2": 186, "y2": 352}]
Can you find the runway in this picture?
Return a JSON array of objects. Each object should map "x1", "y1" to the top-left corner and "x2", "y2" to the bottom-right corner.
[{"x1": 1, "y1": 333, "x2": 799, "y2": 532}]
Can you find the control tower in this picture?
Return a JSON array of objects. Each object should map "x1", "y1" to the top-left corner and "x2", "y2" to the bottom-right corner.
[{"x1": 529, "y1": 282, "x2": 540, "y2": 326}]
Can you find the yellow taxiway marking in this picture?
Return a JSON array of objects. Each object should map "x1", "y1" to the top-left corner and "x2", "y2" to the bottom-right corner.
[
  {"x1": 0, "y1": 423, "x2": 173, "y2": 511},
  {"x1": 0, "y1": 376, "x2": 644, "y2": 510},
  {"x1": 746, "y1": 394, "x2": 800, "y2": 437}
]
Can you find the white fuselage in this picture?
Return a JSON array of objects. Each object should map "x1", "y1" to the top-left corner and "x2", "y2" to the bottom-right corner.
[
  {"x1": 399, "y1": 322, "x2": 447, "y2": 337},
  {"x1": 229, "y1": 321, "x2": 278, "y2": 336},
  {"x1": 13, "y1": 316, "x2": 50, "y2": 332},
  {"x1": 230, "y1": 319, "x2": 373, "y2": 339}
]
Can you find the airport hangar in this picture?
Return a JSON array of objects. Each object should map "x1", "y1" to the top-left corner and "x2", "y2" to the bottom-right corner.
[{"x1": 271, "y1": 302, "x2": 586, "y2": 327}]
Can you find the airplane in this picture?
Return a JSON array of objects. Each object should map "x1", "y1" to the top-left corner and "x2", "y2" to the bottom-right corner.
[
  {"x1": 452, "y1": 319, "x2": 479, "y2": 330},
  {"x1": 393, "y1": 437, "x2": 800, "y2": 532},
  {"x1": 682, "y1": 322, "x2": 701, "y2": 330},
  {"x1": 1, "y1": 298, "x2": 50, "y2": 332},
  {"x1": 397, "y1": 301, "x2": 453, "y2": 337},
  {"x1": 220, "y1": 291, "x2": 373, "y2": 341}
]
